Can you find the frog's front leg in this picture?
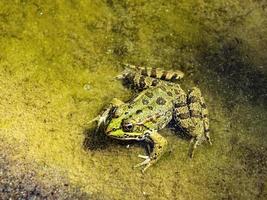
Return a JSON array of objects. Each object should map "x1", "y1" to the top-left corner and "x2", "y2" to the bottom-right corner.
[
  {"x1": 89, "y1": 98, "x2": 124, "y2": 131},
  {"x1": 135, "y1": 130, "x2": 168, "y2": 173}
]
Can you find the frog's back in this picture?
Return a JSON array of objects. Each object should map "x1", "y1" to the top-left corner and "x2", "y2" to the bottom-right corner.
[{"x1": 125, "y1": 85, "x2": 178, "y2": 130}]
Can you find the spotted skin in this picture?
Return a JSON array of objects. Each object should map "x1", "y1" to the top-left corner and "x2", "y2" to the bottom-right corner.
[
  {"x1": 156, "y1": 97, "x2": 167, "y2": 105},
  {"x1": 173, "y1": 87, "x2": 212, "y2": 157},
  {"x1": 94, "y1": 64, "x2": 211, "y2": 172}
]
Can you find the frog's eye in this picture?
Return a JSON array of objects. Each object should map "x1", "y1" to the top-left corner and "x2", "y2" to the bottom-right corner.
[{"x1": 122, "y1": 122, "x2": 134, "y2": 132}]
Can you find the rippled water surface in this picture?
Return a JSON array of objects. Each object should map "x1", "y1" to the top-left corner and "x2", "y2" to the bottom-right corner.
[{"x1": 0, "y1": 0, "x2": 266, "y2": 199}]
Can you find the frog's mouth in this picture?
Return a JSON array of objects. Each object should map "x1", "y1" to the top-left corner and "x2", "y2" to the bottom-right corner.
[{"x1": 106, "y1": 123, "x2": 150, "y2": 141}]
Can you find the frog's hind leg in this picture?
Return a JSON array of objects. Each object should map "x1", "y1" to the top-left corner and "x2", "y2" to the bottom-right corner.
[
  {"x1": 119, "y1": 72, "x2": 162, "y2": 91},
  {"x1": 119, "y1": 70, "x2": 184, "y2": 91},
  {"x1": 173, "y1": 87, "x2": 211, "y2": 158},
  {"x1": 124, "y1": 64, "x2": 184, "y2": 81},
  {"x1": 188, "y1": 88, "x2": 212, "y2": 145},
  {"x1": 118, "y1": 64, "x2": 184, "y2": 91}
]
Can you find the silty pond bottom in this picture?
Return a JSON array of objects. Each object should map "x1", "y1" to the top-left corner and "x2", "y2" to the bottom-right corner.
[{"x1": 0, "y1": 0, "x2": 266, "y2": 199}]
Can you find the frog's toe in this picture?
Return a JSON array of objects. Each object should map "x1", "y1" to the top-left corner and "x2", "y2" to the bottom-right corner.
[
  {"x1": 205, "y1": 131, "x2": 212, "y2": 145},
  {"x1": 138, "y1": 154, "x2": 149, "y2": 159},
  {"x1": 88, "y1": 116, "x2": 100, "y2": 125},
  {"x1": 134, "y1": 155, "x2": 151, "y2": 168},
  {"x1": 208, "y1": 139, "x2": 212, "y2": 145},
  {"x1": 97, "y1": 115, "x2": 107, "y2": 127},
  {"x1": 142, "y1": 163, "x2": 152, "y2": 173},
  {"x1": 134, "y1": 154, "x2": 154, "y2": 173}
]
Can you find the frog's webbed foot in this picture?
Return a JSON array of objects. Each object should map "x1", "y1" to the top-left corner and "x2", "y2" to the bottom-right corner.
[
  {"x1": 174, "y1": 87, "x2": 211, "y2": 157},
  {"x1": 134, "y1": 131, "x2": 168, "y2": 173},
  {"x1": 134, "y1": 155, "x2": 150, "y2": 167}
]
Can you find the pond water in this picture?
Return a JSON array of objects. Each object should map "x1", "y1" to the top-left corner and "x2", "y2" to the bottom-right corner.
[{"x1": 0, "y1": 0, "x2": 266, "y2": 199}]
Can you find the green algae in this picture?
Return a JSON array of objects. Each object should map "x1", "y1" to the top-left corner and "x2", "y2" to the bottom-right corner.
[{"x1": 0, "y1": 0, "x2": 267, "y2": 199}]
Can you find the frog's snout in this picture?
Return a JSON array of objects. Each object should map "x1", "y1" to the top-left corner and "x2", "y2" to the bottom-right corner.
[
  {"x1": 105, "y1": 127, "x2": 112, "y2": 134},
  {"x1": 105, "y1": 126, "x2": 117, "y2": 135}
]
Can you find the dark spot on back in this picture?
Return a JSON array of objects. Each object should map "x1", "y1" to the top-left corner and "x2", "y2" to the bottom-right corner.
[
  {"x1": 174, "y1": 89, "x2": 180, "y2": 95},
  {"x1": 142, "y1": 99, "x2": 149, "y2": 105},
  {"x1": 152, "y1": 79, "x2": 159, "y2": 86},
  {"x1": 156, "y1": 97, "x2": 166, "y2": 105},
  {"x1": 136, "y1": 109, "x2": 142, "y2": 114},
  {"x1": 167, "y1": 91, "x2": 173, "y2": 97},
  {"x1": 148, "y1": 106, "x2": 153, "y2": 110},
  {"x1": 145, "y1": 91, "x2": 153, "y2": 98},
  {"x1": 160, "y1": 86, "x2": 167, "y2": 91}
]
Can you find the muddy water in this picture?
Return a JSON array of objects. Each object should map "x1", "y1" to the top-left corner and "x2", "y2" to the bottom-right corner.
[{"x1": 0, "y1": 0, "x2": 266, "y2": 199}]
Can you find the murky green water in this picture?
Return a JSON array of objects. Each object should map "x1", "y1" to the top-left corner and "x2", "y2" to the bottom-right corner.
[{"x1": 0, "y1": 0, "x2": 266, "y2": 199}]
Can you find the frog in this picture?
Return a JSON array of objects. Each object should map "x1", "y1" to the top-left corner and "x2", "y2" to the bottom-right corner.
[{"x1": 90, "y1": 64, "x2": 212, "y2": 172}]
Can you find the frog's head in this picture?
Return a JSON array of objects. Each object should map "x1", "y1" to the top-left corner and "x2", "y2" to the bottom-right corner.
[{"x1": 105, "y1": 107, "x2": 145, "y2": 140}]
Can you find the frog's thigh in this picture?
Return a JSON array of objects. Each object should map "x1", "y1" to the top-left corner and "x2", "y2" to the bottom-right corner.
[{"x1": 174, "y1": 92, "x2": 195, "y2": 132}]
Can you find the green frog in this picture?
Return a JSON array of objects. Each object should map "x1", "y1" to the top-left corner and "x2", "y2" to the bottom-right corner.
[{"x1": 91, "y1": 64, "x2": 211, "y2": 172}]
